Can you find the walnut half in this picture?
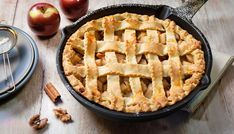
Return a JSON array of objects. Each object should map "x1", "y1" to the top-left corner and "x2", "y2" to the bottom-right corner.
[
  {"x1": 29, "y1": 114, "x2": 48, "y2": 130},
  {"x1": 53, "y1": 108, "x2": 72, "y2": 122}
]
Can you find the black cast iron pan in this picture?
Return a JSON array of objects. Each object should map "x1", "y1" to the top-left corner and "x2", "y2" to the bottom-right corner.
[{"x1": 57, "y1": 0, "x2": 212, "y2": 121}]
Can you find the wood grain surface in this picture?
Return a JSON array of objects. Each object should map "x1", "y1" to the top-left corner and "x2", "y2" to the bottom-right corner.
[{"x1": 0, "y1": 0, "x2": 234, "y2": 134}]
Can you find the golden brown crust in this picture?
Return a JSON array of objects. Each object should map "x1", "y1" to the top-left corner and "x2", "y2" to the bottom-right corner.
[{"x1": 62, "y1": 12, "x2": 205, "y2": 113}]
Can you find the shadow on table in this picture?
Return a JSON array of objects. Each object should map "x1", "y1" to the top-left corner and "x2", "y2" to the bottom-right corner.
[{"x1": 88, "y1": 110, "x2": 190, "y2": 134}]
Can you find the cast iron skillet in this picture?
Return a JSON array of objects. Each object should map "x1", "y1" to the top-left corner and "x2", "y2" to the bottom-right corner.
[{"x1": 57, "y1": 0, "x2": 212, "y2": 121}]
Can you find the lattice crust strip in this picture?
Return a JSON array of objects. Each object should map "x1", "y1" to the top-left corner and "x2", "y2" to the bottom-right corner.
[
  {"x1": 165, "y1": 21, "x2": 185, "y2": 104},
  {"x1": 83, "y1": 32, "x2": 100, "y2": 102},
  {"x1": 123, "y1": 29, "x2": 150, "y2": 112},
  {"x1": 69, "y1": 38, "x2": 200, "y2": 56},
  {"x1": 64, "y1": 61, "x2": 197, "y2": 79},
  {"x1": 146, "y1": 30, "x2": 168, "y2": 110},
  {"x1": 100, "y1": 17, "x2": 124, "y2": 111},
  {"x1": 62, "y1": 12, "x2": 205, "y2": 113}
]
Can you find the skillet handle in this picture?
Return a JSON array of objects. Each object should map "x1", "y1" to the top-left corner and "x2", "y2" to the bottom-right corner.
[{"x1": 175, "y1": 0, "x2": 208, "y2": 21}]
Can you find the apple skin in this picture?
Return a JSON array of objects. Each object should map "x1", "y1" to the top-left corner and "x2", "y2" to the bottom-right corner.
[
  {"x1": 27, "y1": 3, "x2": 60, "y2": 37},
  {"x1": 59, "y1": 0, "x2": 89, "y2": 21}
]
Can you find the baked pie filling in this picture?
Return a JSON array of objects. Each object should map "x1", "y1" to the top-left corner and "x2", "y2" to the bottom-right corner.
[{"x1": 62, "y1": 13, "x2": 205, "y2": 113}]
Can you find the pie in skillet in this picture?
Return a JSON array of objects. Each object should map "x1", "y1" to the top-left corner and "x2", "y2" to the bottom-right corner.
[{"x1": 62, "y1": 13, "x2": 205, "y2": 113}]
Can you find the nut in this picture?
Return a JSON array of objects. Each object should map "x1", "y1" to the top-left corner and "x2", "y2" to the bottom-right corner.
[
  {"x1": 29, "y1": 114, "x2": 48, "y2": 130},
  {"x1": 53, "y1": 108, "x2": 72, "y2": 122}
]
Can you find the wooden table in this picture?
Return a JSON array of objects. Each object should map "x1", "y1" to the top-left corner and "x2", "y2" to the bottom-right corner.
[{"x1": 0, "y1": 0, "x2": 234, "y2": 133}]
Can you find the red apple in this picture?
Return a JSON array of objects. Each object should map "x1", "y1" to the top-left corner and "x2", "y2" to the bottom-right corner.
[
  {"x1": 27, "y1": 3, "x2": 60, "y2": 37},
  {"x1": 59, "y1": 0, "x2": 89, "y2": 21}
]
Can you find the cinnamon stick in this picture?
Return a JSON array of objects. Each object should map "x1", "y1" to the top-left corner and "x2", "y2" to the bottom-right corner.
[{"x1": 44, "y1": 82, "x2": 61, "y2": 103}]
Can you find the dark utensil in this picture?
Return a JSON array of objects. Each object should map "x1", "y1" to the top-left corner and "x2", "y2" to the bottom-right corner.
[{"x1": 57, "y1": 0, "x2": 212, "y2": 121}]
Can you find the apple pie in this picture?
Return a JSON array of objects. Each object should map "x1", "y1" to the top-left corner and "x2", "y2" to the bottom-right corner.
[{"x1": 62, "y1": 13, "x2": 205, "y2": 113}]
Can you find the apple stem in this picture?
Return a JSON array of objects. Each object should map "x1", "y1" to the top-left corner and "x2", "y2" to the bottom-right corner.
[{"x1": 40, "y1": 7, "x2": 46, "y2": 13}]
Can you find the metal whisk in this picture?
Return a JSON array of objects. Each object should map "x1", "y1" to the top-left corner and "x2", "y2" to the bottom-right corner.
[{"x1": 0, "y1": 25, "x2": 17, "y2": 94}]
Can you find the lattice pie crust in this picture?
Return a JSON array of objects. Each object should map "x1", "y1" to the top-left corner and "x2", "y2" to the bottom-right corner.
[{"x1": 62, "y1": 13, "x2": 205, "y2": 113}]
